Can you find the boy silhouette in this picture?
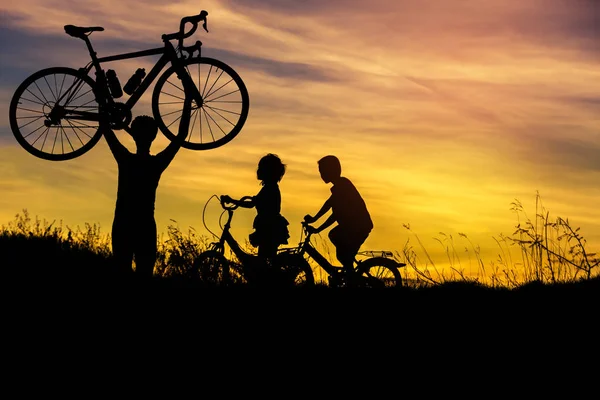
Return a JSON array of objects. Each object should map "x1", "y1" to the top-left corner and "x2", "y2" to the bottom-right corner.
[
  {"x1": 101, "y1": 85, "x2": 193, "y2": 279},
  {"x1": 304, "y1": 155, "x2": 373, "y2": 283}
]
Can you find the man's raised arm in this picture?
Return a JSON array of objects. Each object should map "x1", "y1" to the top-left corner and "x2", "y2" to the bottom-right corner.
[
  {"x1": 100, "y1": 113, "x2": 128, "y2": 161},
  {"x1": 157, "y1": 84, "x2": 194, "y2": 166}
]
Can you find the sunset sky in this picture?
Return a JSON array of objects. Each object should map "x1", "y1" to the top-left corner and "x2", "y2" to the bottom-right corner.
[{"x1": 1, "y1": 0, "x2": 599, "y2": 275}]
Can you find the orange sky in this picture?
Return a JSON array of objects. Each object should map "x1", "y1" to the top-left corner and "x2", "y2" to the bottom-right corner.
[{"x1": 1, "y1": 0, "x2": 599, "y2": 277}]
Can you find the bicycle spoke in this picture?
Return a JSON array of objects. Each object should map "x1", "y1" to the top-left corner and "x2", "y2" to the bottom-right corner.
[
  {"x1": 65, "y1": 119, "x2": 87, "y2": 146},
  {"x1": 166, "y1": 113, "x2": 183, "y2": 129},
  {"x1": 189, "y1": 108, "x2": 199, "y2": 142},
  {"x1": 33, "y1": 81, "x2": 50, "y2": 105},
  {"x1": 68, "y1": 98, "x2": 98, "y2": 113},
  {"x1": 204, "y1": 77, "x2": 232, "y2": 100},
  {"x1": 23, "y1": 123, "x2": 47, "y2": 140},
  {"x1": 19, "y1": 96, "x2": 46, "y2": 107},
  {"x1": 204, "y1": 104, "x2": 236, "y2": 127},
  {"x1": 202, "y1": 107, "x2": 226, "y2": 137},
  {"x1": 162, "y1": 108, "x2": 185, "y2": 118},
  {"x1": 61, "y1": 125, "x2": 65, "y2": 154},
  {"x1": 203, "y1": 70, "x2": 225, "y2": 100},
  {"x1": 166, "y1": 79, "x2": 184, "y2": 93},
  {"x1": 25, "y1": 88, "x2": 46, "y2": 106},
  {"x1": 51, "y1": 126, "x2": 59, "y2": 154},
  {"x1": 203, "y1": 104, "x2": 241, "y2": 116},
  {"x1": 44, "y1": 76, "x2": 57, "y2": 102},
  {"x1": 70, "y1": 87, "x2": 94, "y2": 105},
  {"x1": 201, "y1": 107, "x2": 216, "y2": 142},
  {"x1": 18, "y1": 115, "x2": 44, "y2": 130},
  {"x1": 205, "y1": 88, "x2": 240, "y2": 103},
  {"x1": 62, "y1": 124, "x2": 76, "y2": 153},
  {"x1": 197, "y1": 61, "x2": 201, "y2": 98},
  {"x1": 75, "y1": 120, "x2": 99, "y2": 132},
  {"x1": 30, "y1": 126, "x2": 49, "y2": 147},
  {"x1": 17, "y1": 106, "x2": 44, "y2": 114},
  {"x1": 16, "y1": 115, "x2": 44, "y2": 120},
  {"x1": 58, "y1": 74, "x2": 67, "y2": 100},
  {"x1": 160, "y1": 90, "x2": 186, "y2": 101},
  {"x1": 53, "y1": 74, "x2": 59, "y2": 101},
  {"x1": 201, "y1": 65, "x2": 213, "y2": 98},
  {"x1": 63, "y1": 78, "x2": 88, "y2": 106}
]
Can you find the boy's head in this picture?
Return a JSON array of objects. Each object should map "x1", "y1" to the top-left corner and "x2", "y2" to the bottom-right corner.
[
  {"x1": 318, "y1": 155, "x2": 341, "y2": 183},
  {"x1": 129, "y1": 115, "x2": 158, "y2": 149},
  {"x1": 257, "y1": 153, "x2": 286, "y2": 185}
]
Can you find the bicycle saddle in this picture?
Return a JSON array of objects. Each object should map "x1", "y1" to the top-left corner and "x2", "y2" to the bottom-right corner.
[{"x1": 64, "y1": 25, "x2": 104, "y2": 38}]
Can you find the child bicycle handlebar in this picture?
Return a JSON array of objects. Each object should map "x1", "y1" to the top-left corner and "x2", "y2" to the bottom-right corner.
[{"x1": 219, "y1": 195, "x2": 253, "y2": 211}]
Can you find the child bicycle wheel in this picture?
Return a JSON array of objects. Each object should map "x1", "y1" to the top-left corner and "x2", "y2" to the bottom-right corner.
[
  {"x1": 152, "y1": 57, "x2": 249, "y2": 150},
  {"x1": 192, "y1": 250, "x2": 231, "y2": 286},
  {"x1": 357, "y1": 257, "x2": 403, "y2": 288},
  {"x1": 9, "y1": 67, "x2": 103, "y2": 161}
]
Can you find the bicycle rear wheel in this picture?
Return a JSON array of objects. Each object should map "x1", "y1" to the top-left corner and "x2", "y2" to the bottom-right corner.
[
  {"x1": 9, "y1": 67, "x2": 102, "y2": 161},
  {"x1": 152, "y1": 57, "x2": 249, "y2": 150},
  {"x1": 357, "y1": 257, "x2": 403, "y2": 288},
  {"x1": 192, "y1": 250, "x2": 231, "y2": 286}
]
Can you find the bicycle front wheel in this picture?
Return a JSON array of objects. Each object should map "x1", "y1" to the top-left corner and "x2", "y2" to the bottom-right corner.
[
  {"x1": 276, "y1": 252, "x2": 315, "y2": 287},
  {"x1": 357, "y1": 257, "x2": 403, "y2": 288},
  {"x1": 9, "y1": 67, "x2": 102, "y2": 161},
  {"x1": 192, "y1": 250, "x2": 231, "y2": 286},
  {"x1": 152, "y1": 57, "x2": 249, "y2": 150}
]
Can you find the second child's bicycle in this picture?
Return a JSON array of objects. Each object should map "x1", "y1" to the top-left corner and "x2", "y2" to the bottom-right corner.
[
  {"x1": 9, "y1": 10, "x2": 249, "y2": 161},
  {"x1": 191, "y1": 195, "x2": 315, "y2": 287},
  {"x1": 277, "y1": 221, "x2": 406, "y2": 288}
]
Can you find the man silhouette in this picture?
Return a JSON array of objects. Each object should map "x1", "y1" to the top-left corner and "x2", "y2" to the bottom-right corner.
[
  {"x1": 304, "y1": 155, "x2": 373, "y2": 285},
  {"x1": 101, "y1": 85, "x2": 193, "y2": 279}
]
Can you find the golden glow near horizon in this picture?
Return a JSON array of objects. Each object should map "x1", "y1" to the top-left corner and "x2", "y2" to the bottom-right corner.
[{"x1": 1, "y1": 0, "x2": 599, "y2": 277}]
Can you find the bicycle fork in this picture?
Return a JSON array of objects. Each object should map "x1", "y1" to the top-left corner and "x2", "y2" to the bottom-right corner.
[{"x1": 173, "y1": 60, "x2": 204, "y2": 108}]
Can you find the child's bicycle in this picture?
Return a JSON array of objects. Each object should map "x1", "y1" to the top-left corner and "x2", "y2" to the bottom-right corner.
[
  {"x1": 9, "y1": 10, "x2": 249, "y2": 161},
  {"x1": 191, "y1": 195, "x2": 315, "y2": 287},
  {"x1": 276, "y1": 221, "x2": 406, "y2": 288}
]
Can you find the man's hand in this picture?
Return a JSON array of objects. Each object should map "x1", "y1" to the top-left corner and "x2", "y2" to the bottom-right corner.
[
  {"x1": 98, "y1": 106, "x2": 110, "y2": 133},
  {"x1": 304, "y1": 214, "x2": 315, "y2": 224},
  {"x1": 305, "y1": 224, "x2": 318, "y2": 234}
]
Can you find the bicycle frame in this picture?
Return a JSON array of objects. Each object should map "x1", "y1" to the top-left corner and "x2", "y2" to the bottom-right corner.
[
  {"x1": 209, "y1": 207, "x2": 258, "y2": 269},
  {"x1": 297, "y1": 240, "x2": 342, "y2": 277},
  {"x1": 281, "y1": 228, "x2": 347, "y2": 280},
  {"x1": 53, "y1": 28, "x2": 202, "y2": 125},
  {"x1": 285, "y1": 224, "x2": 401, "y2": 280}
]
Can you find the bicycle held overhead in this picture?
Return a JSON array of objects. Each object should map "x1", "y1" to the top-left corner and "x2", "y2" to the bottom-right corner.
[{"x1": 9, "y1": 10, "x2": 250, "y2": 161}]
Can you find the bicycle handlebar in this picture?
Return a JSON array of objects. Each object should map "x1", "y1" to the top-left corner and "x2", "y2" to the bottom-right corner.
[
  {"x1": 162, "y1": 10, "x2": 208, "y2": 45},
  {"x1": 220, "y1": 195, "x2": 237, "y2": 210},
  {"x1": 182, "y1": 10, "x2": 209, "y2": 31},
  {"x1": 220, "y1": 195, "x2": 253, "y2": 210}
]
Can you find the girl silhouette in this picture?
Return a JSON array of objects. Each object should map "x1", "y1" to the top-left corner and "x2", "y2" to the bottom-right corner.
[{"x1": 222, "y1": 153, "x2": 290, "y2": 264}]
